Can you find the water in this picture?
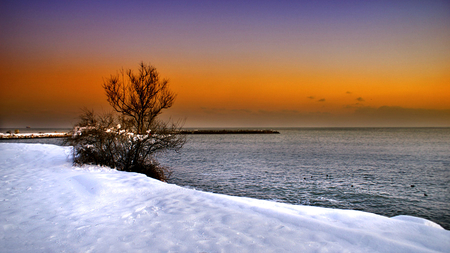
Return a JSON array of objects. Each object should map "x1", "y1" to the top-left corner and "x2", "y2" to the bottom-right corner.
[{"x1": 161, "y1": 128, "x2": 450, "y2": 230}]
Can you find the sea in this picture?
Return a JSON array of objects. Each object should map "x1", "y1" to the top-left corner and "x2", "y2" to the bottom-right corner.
[
  {"x1": 2, "y1": 127, "x2": 449, "y2": 230},
  {"x1": 161, "y1": 128, "x2": 450, "y2": 230}
]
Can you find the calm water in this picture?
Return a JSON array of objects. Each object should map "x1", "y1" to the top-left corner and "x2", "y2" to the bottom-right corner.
[{"x1": 161, "y1": 128, "x2": 450, "y2": 230}]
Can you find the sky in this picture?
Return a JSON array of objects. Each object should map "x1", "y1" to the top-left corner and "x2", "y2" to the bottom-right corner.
[{"x1": 1, "y1": 0, "x2": 449, "y2": 128}]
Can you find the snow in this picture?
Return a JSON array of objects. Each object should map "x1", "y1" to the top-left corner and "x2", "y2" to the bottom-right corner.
[
  {"x1": 0, "y1": 132, "x2": 69, "y2": 139},
  {"x1": 1, "y1": 143, "x2": 449, "y2": 253}
]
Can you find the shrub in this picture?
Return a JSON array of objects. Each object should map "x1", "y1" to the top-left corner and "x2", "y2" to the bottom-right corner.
[
  {"x1": 65, "y1": 109, "x2": 184, "y2": 181},
  {"x1": 65, "y1": 63, "x2": 185, "y2": 181}
]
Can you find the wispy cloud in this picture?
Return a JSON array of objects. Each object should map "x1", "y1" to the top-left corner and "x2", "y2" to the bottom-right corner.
[
  {"x1": 168, "y1": 105, "x2": 450, "y2": 128},
  {"x1": 352, "y1": 106, "x2": 450, "y2": 127},
  {"x1": 356, "y1": 97, "x2": 365, "y2": 102},
  {"x1": 307, "y1": 96, "x2": 315, "y2": 99},
  {"x1": 201, "y1": 107, "x2": 227, "y2": 115},
  {"x1": 318, "y1": 99, "x2": 326, "y2": 102}
]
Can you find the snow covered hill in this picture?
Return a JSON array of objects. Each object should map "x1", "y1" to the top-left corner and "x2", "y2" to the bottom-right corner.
[{"x1": 1, "y1": 143, "x2": 449, "y2": 252}]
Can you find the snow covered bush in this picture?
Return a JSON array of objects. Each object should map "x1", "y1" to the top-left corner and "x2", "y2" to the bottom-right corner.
[
  {"x1": 65, "y1": 63, "x2": 185, "y2": 181},
  {"x1": 65, "y1": 109, "x2": 184, "y2": 181}
]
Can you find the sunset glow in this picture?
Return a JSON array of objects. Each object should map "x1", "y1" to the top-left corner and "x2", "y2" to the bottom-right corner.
[{"x1": 1, "y1": 0, "x2": 449, "y2": 128}]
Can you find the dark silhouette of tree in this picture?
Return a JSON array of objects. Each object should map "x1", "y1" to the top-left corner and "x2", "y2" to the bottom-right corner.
[
  {"x1": 65, "y1": 63, "x2": 185, "y2": 181},
  {"x1": 103, "y1": 62, "x2": 176, "y2": 134}
]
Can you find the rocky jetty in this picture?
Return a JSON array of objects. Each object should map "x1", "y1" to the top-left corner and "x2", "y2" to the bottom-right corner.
[{"x1": 180, "y1": 129, "x2": 280, "y2": 134}]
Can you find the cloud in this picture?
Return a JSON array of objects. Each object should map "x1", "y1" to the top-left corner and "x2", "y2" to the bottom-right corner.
[
  {"x1": 318, "y1": 99, "x2": 326, "y2": 102},
  {"x1": 352, "y1": 106, "x2": 450, "y2": 127},
  {"x1": 0, "y1": 108, "x2": 79, "y2": 128},
  {"x1": 167, "y1": 106, "x2": 450, "y2": 128},
  {"x1": 346, "y1": 91, "x2": 352, "y2": 94},
  {"x1": 307, "y1": 96, "x2": 315, "y2": 99},
  {"x1": 201, "y1": 107, "x2": 227, "y2": 115},
  {"x1": 356, "y1": 97, "x2": 365, "y2": 102},
  {"x1": 175, "y1": 107, "x2": 341, "y2": 128}
]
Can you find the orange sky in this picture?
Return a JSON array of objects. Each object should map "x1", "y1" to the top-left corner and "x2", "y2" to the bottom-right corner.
[{"x1": 1, "y1": 1, "x2": 449, "y2": 128}]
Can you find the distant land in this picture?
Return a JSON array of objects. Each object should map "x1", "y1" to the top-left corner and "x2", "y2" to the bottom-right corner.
[
  {"x1": 0, "y1": 129, "x2": 280, "y2": 139},
  {"x1": 180, "y1": 129, "x2": 280, "y2": 134}
]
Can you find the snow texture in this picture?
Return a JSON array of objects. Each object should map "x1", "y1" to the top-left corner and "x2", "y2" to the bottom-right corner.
[
  {"x1": 0, "y1": 133, "x2": 69, "y2": 139},
  {"x1": 0, "y1": 143, "x2": 449, "y2": 252}
]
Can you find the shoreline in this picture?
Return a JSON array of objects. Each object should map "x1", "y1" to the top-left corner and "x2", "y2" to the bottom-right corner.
[
  {"x1": 1, "y1": 143, "x2": 448, "y2": 252},
  {"x1": 0, "y1": 129, "x2": 280, "y2": 139},
  {"x1": 1, "y1": 140, "x2": 449, "y2": 230},
  {"x1": 0, "y1": 132, "x2": 71, "y2": 139}
]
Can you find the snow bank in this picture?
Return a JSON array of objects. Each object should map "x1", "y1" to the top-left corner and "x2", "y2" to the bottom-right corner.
[
  {"x1": 0, "y1": 143, "x2": 448, "y2": 253},
  {"x1": 0, "y1": 132, "x2": 69, "y2": 139}
]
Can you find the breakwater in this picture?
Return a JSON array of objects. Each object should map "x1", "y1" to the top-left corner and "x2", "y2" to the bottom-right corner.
[
  {"x1": 0, "y1": 129, "x2": 280, "y2": 140},
  {"x1": 0, "y1": 132, "x2": 70, "y2": 139},
  {"x1": 180, "y1": 129, "x2": 280, "y2": 134}
]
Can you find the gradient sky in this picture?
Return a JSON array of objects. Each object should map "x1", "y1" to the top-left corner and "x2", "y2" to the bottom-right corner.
[{"x1": 1, "y1": 0, "x2": 449, "y2": 128}]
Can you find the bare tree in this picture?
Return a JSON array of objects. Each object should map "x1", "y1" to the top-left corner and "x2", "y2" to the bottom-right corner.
[
  {"x1": 65, "y1": 63, "x2": 185, "y2": 181},
  {"x1": 103, "y1": 62, "x2": 176, "y2": 134}
]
